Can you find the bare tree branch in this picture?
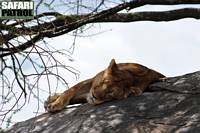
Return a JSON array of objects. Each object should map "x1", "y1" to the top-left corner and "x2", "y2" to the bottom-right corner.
[
  {"x1": 1, "y1": 1, "x2": 200, "y2": 57},
  {"x1": 138, "y1": 0, "x2": 200, "y2": 5},
  {"x1": 99, "y1": 8, "x2": 200, "y2": 22}
]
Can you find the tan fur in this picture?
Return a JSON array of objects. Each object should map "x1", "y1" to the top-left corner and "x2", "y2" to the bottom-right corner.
[{"x1": 45, "y1": 59, "x2": 165, "y2": 112}]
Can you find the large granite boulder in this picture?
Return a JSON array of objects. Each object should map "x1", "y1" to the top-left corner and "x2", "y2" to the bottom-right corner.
[{"x1": 6, "y1": 71, "x2": 200, "y2": 133}]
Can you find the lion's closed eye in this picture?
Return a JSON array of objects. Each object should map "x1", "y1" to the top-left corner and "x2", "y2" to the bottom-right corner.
[
  {"x1": 103, "y1": 79, "x2": 110, "y2": 83},
  {"x1": 102, "y1": 84, "x2": 108, "y2": 90}
]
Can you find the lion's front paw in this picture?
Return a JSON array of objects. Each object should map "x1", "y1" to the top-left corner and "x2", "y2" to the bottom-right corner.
[
  {"x1": 44, "y1": 94, "x2": 60, "y2": 110},
  {"x1": 47, "y1": 98, "x2": 65, "y2": 113}
]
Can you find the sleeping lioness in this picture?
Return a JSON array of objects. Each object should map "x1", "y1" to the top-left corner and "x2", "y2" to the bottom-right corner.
[{"x1": 45, "y1": 59, "x2": 165, "y2": 112}]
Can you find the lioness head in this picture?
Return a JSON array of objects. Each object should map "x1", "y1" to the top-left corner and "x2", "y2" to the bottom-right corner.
[{"x1": 87, "y1": 59, "x2": 132, "y2": 105}]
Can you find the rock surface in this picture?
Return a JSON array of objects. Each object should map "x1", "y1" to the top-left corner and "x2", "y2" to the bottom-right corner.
[{"x1": 6, "y1": 71, "x2": 200, "y2": 133}]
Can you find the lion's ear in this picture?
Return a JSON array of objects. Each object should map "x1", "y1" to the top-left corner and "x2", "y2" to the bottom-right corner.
[
  {"x1": 108, "y1": 59, "x2": 118, "y2": 72},
  {"x1": 104, "y1": 59, "x2": 118, "y2": 78}
]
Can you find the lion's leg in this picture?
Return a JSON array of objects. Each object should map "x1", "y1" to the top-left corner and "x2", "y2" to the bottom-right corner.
[
  {"x1": 47, "y1": 78, "x2": 93, "y2": 112},
  {"x1": 130, "y1": 86, "x2": 145, "y2": 96}
]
